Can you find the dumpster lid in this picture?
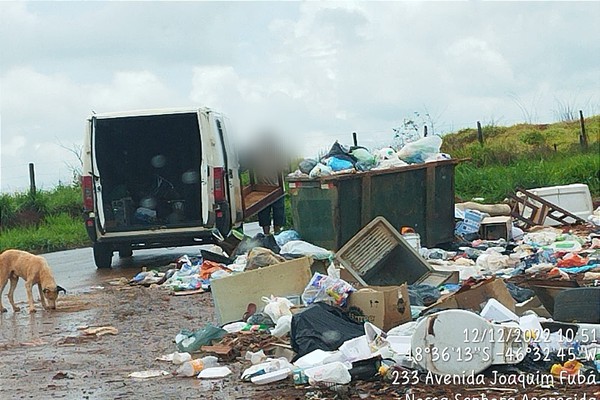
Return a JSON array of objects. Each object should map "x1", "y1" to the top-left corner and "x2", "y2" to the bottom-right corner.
[{"x1": 335, "y1": 216, "x2": 455, "y2": 286}]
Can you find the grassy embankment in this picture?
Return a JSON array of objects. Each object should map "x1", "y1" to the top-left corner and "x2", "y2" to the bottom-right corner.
[{"x1": 1, "y1": 116, "x2": 598, "y2": 254}]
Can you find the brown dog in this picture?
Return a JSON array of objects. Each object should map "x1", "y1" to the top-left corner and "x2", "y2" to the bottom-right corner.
[{"x1": 0, "y1": 249, "x2": 66, "y2": 313}]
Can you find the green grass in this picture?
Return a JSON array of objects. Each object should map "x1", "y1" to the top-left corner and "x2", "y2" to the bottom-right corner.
[
  {"x1": 0, "y1": 213, "x2": 89, "y2": 254},
  {"x1": 455, "y1": 152, "x2": 600, "y2": 202}
]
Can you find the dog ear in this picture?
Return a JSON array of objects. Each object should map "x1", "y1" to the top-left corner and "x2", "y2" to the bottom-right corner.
[{"x1": 56, "y1": 285, "x2": 66, "y2": 294}]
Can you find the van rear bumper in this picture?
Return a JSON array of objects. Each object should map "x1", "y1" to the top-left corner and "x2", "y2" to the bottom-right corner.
[{"x1": 93, "y1": 229, "x2": 217, "y2": 250}]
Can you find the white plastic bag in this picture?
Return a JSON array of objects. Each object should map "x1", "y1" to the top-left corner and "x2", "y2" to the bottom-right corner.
[
  {"x1": 397, "y1": 136, "x2": 442, "y2": 164},
  {"x1": 279, "y1": 240, "x2": 332, "y2": 260},
  {"x1": 309, "y1": 163, "x2": 333, "y2": 178},
  {"x1": 262, "y1": 295, "x2": 294, "y2": 324},
  {"x1": 304, "y1": 361, "x2": 352, "y2": 385},
  {"x1": 271, "y1": 315, "x2": 292, "y2": 337}
]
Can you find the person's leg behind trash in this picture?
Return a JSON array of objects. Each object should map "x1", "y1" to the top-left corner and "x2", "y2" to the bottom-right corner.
[
  {"x1": 258, "y1": 205, "x2": 273, "y2": 235},
  {"x1": 271, "y1": 197, "x2": 285, "y2": 234}
]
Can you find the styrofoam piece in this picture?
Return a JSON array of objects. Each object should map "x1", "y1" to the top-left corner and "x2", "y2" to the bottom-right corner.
[
  {"x1": 386, "y1": 335, "x2": 412, "y2": 356},
  {"x1": 197, "y1": 367, "x2": 232, "y2": 379},
  {"x1": 411, "y1": 310, "x2": 527, "y2": 375},
  {"x1": 250, "y1": 368, "x2": 291, "y2": 385},
  {"x1": 293, "y1": 349, "x2": 342, "y2": 369},
  {"x1": 481, "y1": 298, "x2": 519, "y2": 322},
  {"x1": 339, "y1": 336, "x2": 372, "y2": 362},
  {"x1": 525, "y1": 184, "x2": 593, "y2": 226}
]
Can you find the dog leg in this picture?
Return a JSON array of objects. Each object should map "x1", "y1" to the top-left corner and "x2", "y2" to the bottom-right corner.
[
  {"x1": 38, "y1": 284, "x2": 48, "y2": 310},
  {"x1": 25, "y1": 280, "x2": 36, "y2": 313},
  {"x1": 7, "y1": 276, "x2": 21, "y2": 312},
  {"x1": 0, "y1": 279, "x2": 7, "y2": 312}
]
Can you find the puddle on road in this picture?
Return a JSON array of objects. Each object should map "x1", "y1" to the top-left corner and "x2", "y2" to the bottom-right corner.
[{"x1": 0, "y1": 290, "x2": 104, "y2": 349}]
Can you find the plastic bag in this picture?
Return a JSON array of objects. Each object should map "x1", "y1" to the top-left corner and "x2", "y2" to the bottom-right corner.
[
  {"x1": 397, "y1": 135, "x2": 442, "y2": 164},
  {"x1": 304, "y1": 361, "x2": 352, "y2": 385},
  {"x1": 279, "y1": 240, "x2": 332, "y2": 260},
  {"x1": 262, "y1": 295, "x2": 294, "y2": 323},
  {"x1": 246, "y1": 247, "x2": 286, "y2": 270},
  {"x1": 376, "y1": 147, "x2": 397, "y2": 160},
  {"x1": 322, "y1": 141, "x2": 356, "y2": 164},
  {"x1": 309, "y1": 163, "x2": 333, "y2": 179},
  {"x1": 176, "y1": 324, "x2": 227, "y2": 353},
  {"x1": 372, "y1": 158, "x2": 407, "y2": 170},
  {"x1": 274, "y1": 230, "x2": 301, "y2": 247},
  {"x1": 299, "y1": 159, "x2": 318, "y2": 174},
  {"x1": 350, "y1": 148, "x2": 376, "y2": 164},
  {"x1": 326, "y1": 157, "x2": 354, "y2": 171},
  {"x1": 271, "y1": 315, "x2": 292, "y2": 337},
  {"x1": 301, "y1": 272, "x2": 355, "y2": 307}
]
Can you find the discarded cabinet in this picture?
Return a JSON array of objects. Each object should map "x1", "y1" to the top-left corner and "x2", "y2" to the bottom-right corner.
[{"x1": 335, "y1": 217, "x2": 458, "y2": 287}]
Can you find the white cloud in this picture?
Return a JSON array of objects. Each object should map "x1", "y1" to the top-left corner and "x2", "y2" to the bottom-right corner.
[{"x1": 1, "y1": 1, "x2": 598, "y2": 191}]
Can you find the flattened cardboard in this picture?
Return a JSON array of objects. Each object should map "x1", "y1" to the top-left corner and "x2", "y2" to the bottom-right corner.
[
  {"x1": 425, "y1": 278, "x2": 516, "y2": 314},
  {"x1": 211, "y1": 257, "x2": 312, "y2": 324},
  {"x1": 346, "y1": 284, "x2": 411, "y2": 331}
]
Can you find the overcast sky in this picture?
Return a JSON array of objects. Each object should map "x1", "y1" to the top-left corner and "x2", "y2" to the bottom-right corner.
[{"x1": 1, "y1": 1, "x2": 599, "y2": 192}]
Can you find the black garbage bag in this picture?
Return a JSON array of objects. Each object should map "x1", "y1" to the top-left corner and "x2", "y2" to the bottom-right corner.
[
  {"x1": 322, "y1": 141, "x2": 357, "y2": 165},
  {"x1": 505, "y1": 282, "x2": 535, "y2": 303},
  {"x1": 291, "y1": 302, "x2": 364, "y2": 360},
  {"x1": 234, "y1": 233, "x2": 281, "y2": 256},
  {"x1": 408, "y1": 284, "x2": 441, "y2": 307},
  {"x1": 299, "y1": 159, "x2": 318, "y2": 174}
]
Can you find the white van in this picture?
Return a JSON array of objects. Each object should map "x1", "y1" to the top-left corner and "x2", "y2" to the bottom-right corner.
[{"x1": 81, "y1": 108, "x2": 283, "y2": 268}]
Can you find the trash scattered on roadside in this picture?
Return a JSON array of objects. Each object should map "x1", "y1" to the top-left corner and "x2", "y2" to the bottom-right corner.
[
  {"x1": 197, "y1": 366, "x2": 232, "y2": 379},
  {"x1": 82, "y1": 326, "x2": 118, "y2": 337},
  {"x1": 176, "y1": 356, "x2": 218, "y2": 377},
  {"x1": 114, "y1": 172, "x2": 600, "y2": 395},
  {"x1": 128, "y1": 370, "x2": 170, "y2": 379}
]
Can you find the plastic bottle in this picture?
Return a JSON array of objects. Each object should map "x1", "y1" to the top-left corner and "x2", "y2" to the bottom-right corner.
[{"x1": 176, "y1": 356, "x2": 218, "y2": 377}]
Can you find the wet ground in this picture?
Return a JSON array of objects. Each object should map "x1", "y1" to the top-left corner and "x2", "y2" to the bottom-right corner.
[{"x1": 2, "y1": 243, "x2": 600, "y2": 399}]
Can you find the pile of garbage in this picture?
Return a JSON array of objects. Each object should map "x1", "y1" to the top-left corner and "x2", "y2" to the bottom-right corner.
[
  {"x1": 289, "y1": 136, "x2": 450, "y2": 179},
  {"x1": 126, "y1": 205, "x2": 599, "y2": 395}
]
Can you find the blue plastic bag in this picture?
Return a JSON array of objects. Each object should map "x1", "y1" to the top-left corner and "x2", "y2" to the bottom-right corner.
[{"x1": 327, "y1": 157, "x2": 354, "y2": 171}]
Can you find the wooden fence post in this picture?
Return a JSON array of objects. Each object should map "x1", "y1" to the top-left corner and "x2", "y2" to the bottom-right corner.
[
  {"x1": 29, "y1": 163, "x2": 36, "y2": 197},
  {"x1": 477, "y1": 121, "x2": 484, "y2": 145},
  {"x1": 579, "y1": 110, "x2": 588, "y2": 150}
]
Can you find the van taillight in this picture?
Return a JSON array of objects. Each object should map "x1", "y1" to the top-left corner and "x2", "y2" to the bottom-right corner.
[
  {"x1": 82, "y1": 176, "x2": 94, "y2": 210},
  {"x1": 213, "y1": 167, "x2": 225, "y2": 202}
]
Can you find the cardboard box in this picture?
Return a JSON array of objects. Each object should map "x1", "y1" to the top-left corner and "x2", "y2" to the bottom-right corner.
[
  {"x1": 479, "y1": 216, "x2": 512, "y2": 241},
  {"x1": 211, "y1": 257, "x2": 312, "y2": 324},
  {"x1": 425, "y1": 278, "x2": 516, "y2": 314},
  {"x1": 346, "y1": 284, "x2": 411, "y2": 331}
]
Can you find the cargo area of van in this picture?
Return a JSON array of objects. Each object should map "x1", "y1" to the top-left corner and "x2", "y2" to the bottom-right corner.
[{"x1": 93, "y1": 113, "x2": 203, "y2": 231}]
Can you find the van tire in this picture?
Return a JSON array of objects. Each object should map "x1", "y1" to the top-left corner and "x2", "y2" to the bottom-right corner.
[{"x1": 93, "y1": 243, "x2": 113, "y2": 269}]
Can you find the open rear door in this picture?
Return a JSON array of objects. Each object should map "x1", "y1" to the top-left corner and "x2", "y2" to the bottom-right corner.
[
  {"x1": 241, "y1": 171, "x2": 285, "y2": 219},
  {"x1": 90, "y1": 117, "x2": 107, "y2": 234}
]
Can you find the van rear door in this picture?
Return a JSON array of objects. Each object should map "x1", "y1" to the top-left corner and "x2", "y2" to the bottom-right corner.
[{"x1": 90, "y1": 116, "x2": 108, "y2": 234}]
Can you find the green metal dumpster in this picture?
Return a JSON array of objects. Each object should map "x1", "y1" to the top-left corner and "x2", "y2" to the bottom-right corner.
[{"x1": 287, "y1": 159, "x2": 460, "y2": 250}]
